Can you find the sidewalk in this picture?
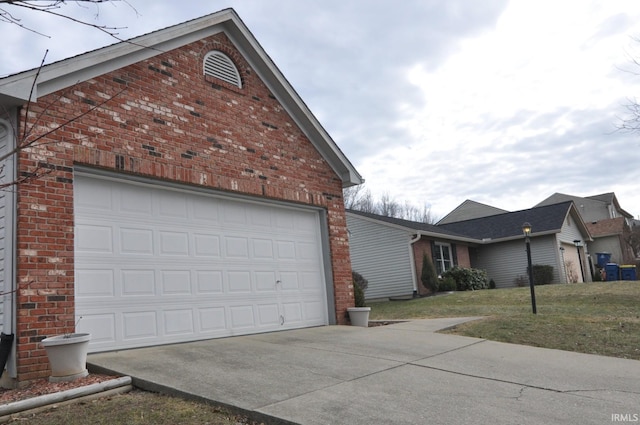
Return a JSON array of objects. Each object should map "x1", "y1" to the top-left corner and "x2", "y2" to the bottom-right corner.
[{"x1": 88, "y1": 318, "x2": 640, "y2": 425}]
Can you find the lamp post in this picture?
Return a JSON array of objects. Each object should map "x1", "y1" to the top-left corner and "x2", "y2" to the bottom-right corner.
[
  {"x1": 523, "y1": 222, "x2": 537, "y2": 314},
  {"x1": 573, "y1": 240, "x2": 585, "y2": 283}
]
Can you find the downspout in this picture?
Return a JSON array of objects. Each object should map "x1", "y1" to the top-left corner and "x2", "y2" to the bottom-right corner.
[{"x1": 409, "y1": 234, "x2": 422, "y2": 297}]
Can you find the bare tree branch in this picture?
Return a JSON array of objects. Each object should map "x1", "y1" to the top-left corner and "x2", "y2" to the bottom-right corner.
[{"x1": 0, "y1": 0, "x2": 138, "y2": 40}]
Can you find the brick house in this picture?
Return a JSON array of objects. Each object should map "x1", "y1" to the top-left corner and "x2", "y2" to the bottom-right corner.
[{"x1": 0, "y1": 9, "x2": 362, "y2": 385}]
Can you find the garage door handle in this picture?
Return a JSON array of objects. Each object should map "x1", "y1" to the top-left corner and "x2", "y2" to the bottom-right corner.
[{"x1": 280, "y1": 315, "x2": 284, "y2": 326}]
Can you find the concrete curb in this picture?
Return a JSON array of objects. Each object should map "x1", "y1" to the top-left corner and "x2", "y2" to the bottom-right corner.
[{"x1": 0, "y1": 376, "x2": 132, "y2": 422}]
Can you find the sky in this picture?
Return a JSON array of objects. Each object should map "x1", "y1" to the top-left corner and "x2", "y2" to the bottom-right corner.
[{"x1": 2, "y1": 0, "x2": 640, "y2": 220}]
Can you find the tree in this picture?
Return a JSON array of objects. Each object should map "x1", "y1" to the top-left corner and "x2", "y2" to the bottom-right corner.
[
  {"x1": 342, "y1": 184, "x2": 438, "y2": 224},
  {"x1": 420, "y1": 252, "x2": 439, "y2": 293},
  {"x1": 626, "y1": 224, "x2": 640, "y2": 258},
  {"x1": 0, "y1": 0, "x2": 136, "y2": 39}
]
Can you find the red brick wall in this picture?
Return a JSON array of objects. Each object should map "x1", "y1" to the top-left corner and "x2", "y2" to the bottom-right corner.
[
  {"x1": 15, "y1": 32, "x2": 353, "y2": 382},
  {"x1": 412, "y1": 239, "x2": 471, "y2": 296}
]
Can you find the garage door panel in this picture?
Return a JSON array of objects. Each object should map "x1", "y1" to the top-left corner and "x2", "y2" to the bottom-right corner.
[
  {"x1": 75, "y1": 175, "x2": 328, "y2": 352},
  {"x1": 163, "y1": 309, "x2": 194, "y2": 335},
  {"x1": 121, "y1": 270, "x2": 156, "y2": 296},
  {"x1": 159, "y1": 231, "x2": 190, "y2": 256},
  {"x1": 196, "y1": 271, "x2": 223, "y2": 293},
  {"x1": 81, "y1": 314, "x2": 116, "y2": 345},
  {"x1": 225, "y1": 236, "x2": 249, "y2": 258},
  {"x1": 75, "y1": 269, "x2": 115, "y2": 297},
  {"x1": 119, "y1": 184, "x2": 152, "y2": 215},
  {"x1": 229, "y1": 305, "x2": 255, "y2": 328},
  {"x1": 198, "y1": 307, "x2": 227, "y2": 332},
  {"x1": 194, "y1": 234, "x2": 221, "y2": 257},
  {"x1": 160, "y1": 270, "x2": 192, "y2": 295},
  {"x1": 76, "y1": 224, "x2": 113, "y2": 253},
  {"x1": 120, "y1": 228, "x2": 154, "y2": 255},
  {"x1": 122, "y1": 311, "x2": 158, "y2": 340}
]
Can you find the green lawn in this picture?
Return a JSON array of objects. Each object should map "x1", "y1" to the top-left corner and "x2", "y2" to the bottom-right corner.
[{"x1": 368, "y1": 281, "x2": 640, "y2": 360}]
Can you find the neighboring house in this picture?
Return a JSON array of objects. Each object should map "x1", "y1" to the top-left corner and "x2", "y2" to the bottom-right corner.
[
  {"x1": 437, "y1": 200, "x2": 509, "y2": 225},
  {"x1": 536, "y1": 193, "x2": 636, "y2": 265},
  {"x1": 0, "y1": 9, "x2": 363, "y2": 384},
  {"x1": 585, "y1": 218, "x2": 636, "y2": 266},
  {"x1": 346, "y1": 210, "x2": 478, "y2": 300},
  {"x1": 439, "y1": 201, "x2": 593, "y2": 288}
]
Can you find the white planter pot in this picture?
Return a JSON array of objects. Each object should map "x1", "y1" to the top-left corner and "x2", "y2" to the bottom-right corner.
[
  {"x1": 347, "y1": 307, "x2": 371, "y2": 327},
  {"x1": 41, "y1": 333, "x2": 91, "y2": 382}
]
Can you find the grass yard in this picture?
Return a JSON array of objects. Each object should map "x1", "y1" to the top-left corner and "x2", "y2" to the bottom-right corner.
[{"x1": 368, "y1": 281, "x2": 640, "y2": 360}]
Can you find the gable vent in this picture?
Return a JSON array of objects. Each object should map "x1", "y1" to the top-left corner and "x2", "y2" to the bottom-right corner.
[{"x1": 203, "y1": 51, "x2": 242, "y2": 88}]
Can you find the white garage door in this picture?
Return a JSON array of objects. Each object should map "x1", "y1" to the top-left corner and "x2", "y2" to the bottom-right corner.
[{"x1": 74, "y1": 174, "x2": 328, "y2": 353}]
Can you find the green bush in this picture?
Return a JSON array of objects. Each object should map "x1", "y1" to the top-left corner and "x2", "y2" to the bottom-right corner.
[
  {"x1": 420, "y1": 253, "x2": 439, "y2": 293},
  {"x1": 352, "y1": 271, "x2": 368, "y2": 307},
  {"x1": 441, "y1": 267, "x2": 489, "y2": 291},
  {"x1": 438, "y1": 276, "x2": 456, "y2": 292},
  {"x1": 531, "y1": 264, "x2": 554, "y2": 285},
  {"x1": 489, "y1": 279, "x2": 496, "y2": 289}
]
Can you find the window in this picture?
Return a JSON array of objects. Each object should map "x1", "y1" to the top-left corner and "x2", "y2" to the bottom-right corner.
[
  {"x1": 434, "y1": 243, "x2": 453, "y2": 276},
  {"x1": 203, "y1": 51, "x2": 242, "y2": 88}
]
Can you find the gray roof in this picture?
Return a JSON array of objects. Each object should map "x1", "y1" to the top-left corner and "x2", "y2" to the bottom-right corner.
[
  {"x1": 438, "y1": 201, "x2": 576, "y2": 240},
  {"x1": 346, "y1": 210, "x2": 477, "y2": 241},
  {"x1": 437, "y1": 199, "x2": 509, "y2": 225}
]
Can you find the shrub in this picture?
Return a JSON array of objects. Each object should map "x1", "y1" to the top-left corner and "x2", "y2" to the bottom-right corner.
[
  {"x1": 489, "y1": 279, "x2": 496, "y2": 289},
  {"x1": 441, "y1": 267, "x2": 489, "y2": 291},
  {"x1": 420, "y1": 253, "x2": 439, "y2": 293},
  {"x1": 531, "y1": 264, "x2": 554, "y2": 285},
  {"x1": 438, "y1": 276, "x2": 456, "y2": 292},
  {"x1": 352, "y1": 271, "x2": 368, "y2": 307}
]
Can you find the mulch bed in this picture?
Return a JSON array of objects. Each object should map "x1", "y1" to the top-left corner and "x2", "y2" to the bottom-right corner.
[{"x1": 0, "y1": 373, "x2": 119, "y2": 404}]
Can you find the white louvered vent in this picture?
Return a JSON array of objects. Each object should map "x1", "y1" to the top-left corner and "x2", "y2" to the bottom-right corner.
[{"x1": 203, "y1": 51, "x2": 242, "y2": 88}]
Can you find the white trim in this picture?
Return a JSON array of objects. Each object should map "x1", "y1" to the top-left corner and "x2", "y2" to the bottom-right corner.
[{"x1": 0, "y1": 117, "x2": 17, "y2": 378}]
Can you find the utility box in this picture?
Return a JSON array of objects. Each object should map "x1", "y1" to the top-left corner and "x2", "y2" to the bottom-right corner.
[
  {"x1": 620, "y1": 265, "x2": 637, "y2": 281},
  {"x1": 605, "y1": 263, "x2": 619, "y2": 281}
]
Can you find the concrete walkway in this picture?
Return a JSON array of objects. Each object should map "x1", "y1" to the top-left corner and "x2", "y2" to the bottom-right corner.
[{"x1": 88, "y1": 318, "x2": 640, "y2": 425}]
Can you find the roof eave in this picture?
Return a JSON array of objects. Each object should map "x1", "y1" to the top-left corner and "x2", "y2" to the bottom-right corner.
[
  {"x1": 345, "y1": 211, "x2": 481, "y2": 244},
  {"x1": 0, "y1": 8, "x2": 363, "y2": 186}
]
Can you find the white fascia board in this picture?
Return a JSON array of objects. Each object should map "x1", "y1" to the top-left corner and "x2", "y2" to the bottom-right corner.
[
  {"x1": 225, "y1": 20, "x2": 363, "y2": 187},
  {"x1": 0, "y1": 8, "x2": 363, "y2": 187},
  {"x1": 0, "y1": 10, "x2": 236, "y2": 104}
]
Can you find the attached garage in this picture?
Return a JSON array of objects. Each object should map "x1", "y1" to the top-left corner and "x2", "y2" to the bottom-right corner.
[
  {"x1": 75, "y1": 174, "x2": 331, "y2": 352},
  {"x1": 1, "y1": 9, "x2": 362, "y2": 383}
]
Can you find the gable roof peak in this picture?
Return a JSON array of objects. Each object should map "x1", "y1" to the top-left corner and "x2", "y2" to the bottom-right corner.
[{"x1": 0, "y1": 8, "x2": 363, "y2": 187}]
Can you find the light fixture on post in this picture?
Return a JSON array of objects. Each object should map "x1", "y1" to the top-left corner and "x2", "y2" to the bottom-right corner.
[
  {"x1": 573, "y1": 240, "x2": 585, "y2": 283},
  {"x1": 522, "y1": 222, "x2": 537, "y2": 314}
]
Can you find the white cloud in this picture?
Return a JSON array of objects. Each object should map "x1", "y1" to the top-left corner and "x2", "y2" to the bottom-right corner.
[{"x1": 1, "y1": 0, "x2": 639, "y2": 219}]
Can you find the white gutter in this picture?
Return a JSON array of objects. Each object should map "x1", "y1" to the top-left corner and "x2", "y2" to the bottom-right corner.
[{"x1": 408, "y1": 233, "x2": 422, "y2": 296}]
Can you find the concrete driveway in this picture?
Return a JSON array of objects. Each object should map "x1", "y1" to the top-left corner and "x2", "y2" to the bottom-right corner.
[{"x1": 88, "y1": 318, "x2": 640, "y2": 425}]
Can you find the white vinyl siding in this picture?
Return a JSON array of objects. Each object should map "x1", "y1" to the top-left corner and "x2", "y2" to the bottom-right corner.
[
  {"x1": 0, "y1": 122, "x2": 7, "y2": 331},
  {"x1": 346, "y1": 214, "x2": 414, "y2": 300},
  {"x1": 474, "y1": 235, "x2": 561, "y2": 288},
  {"x1": 0, "y1": 118, "x2": 15, "y2": 333}
]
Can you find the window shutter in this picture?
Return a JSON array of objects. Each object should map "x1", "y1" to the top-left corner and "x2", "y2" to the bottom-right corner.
[{"x1": 451, "y1": 244, "x2": 458, "y2": 266}]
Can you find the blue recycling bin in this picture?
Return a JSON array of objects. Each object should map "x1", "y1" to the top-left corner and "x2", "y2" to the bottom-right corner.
[
  {"x1": 620, "y1": 265, "x2": 637, "y2": 281},
  {"x1": 596, "y1": 253, "x2": 612, "y2": 268},
  {"x1": 605, "y1": 263, "x2": 619, "y2": 281}
]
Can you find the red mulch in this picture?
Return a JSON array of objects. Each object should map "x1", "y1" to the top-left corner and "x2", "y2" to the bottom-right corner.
[{"x1": 0, "y1": 374, "x2": 119, "y2": 404}]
